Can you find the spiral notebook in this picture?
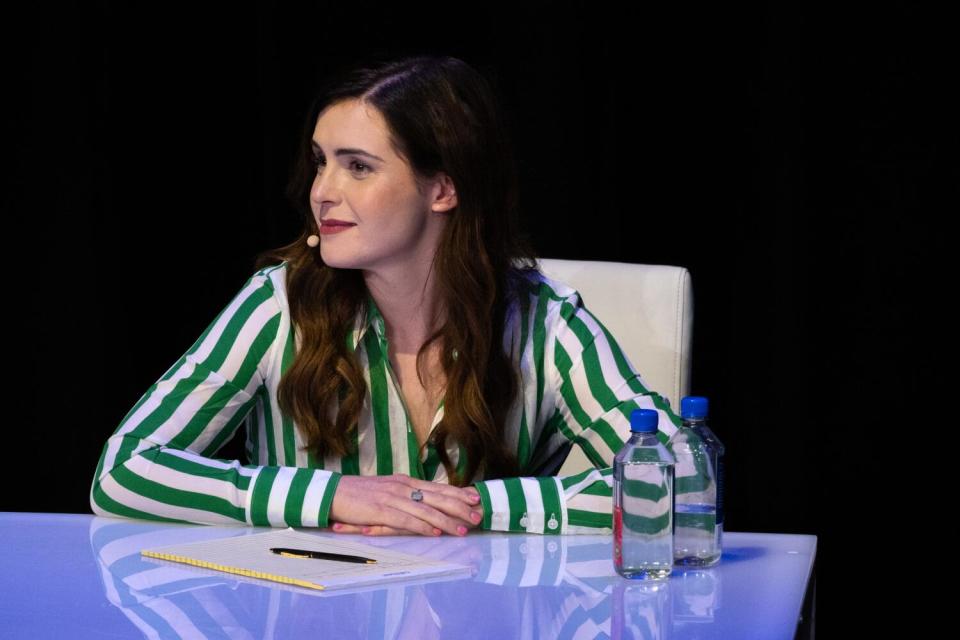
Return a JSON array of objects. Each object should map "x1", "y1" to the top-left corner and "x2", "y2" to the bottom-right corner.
[{"x1": 140, "y1": 527, "x2": 472, "y2": 592}]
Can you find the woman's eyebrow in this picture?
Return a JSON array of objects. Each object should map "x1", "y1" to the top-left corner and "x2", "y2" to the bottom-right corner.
[{"x1": 311, "y1": 139, "x2": 385, "y2": 162}]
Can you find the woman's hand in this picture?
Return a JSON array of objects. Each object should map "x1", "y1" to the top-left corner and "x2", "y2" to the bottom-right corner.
[{"x1": 328, "y1": 475, "x2": 484, "y2": 536}]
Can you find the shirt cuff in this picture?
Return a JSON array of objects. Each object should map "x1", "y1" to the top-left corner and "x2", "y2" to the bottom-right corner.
[
  {"x1": 246, "y1": 467, "x2": 342, "y2": 528},
  {"x1": 472, "y1": 477, "x2": 566, "y2": 534},
  {"x1": 316, "y1": 471, "x2": 341, "y2": 529}
]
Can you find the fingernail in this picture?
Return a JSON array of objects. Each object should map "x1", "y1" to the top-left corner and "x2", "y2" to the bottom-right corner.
[
  {"x1": 470, "y1": 511, "x2": 481, "y2": 522},
  {"x1": 433, "y1": 527, "x2": 442, "y2": 536},
  {"x1": 470, "y1": 494, "x2": 480, "y2": 502},
  {"x1": 457, "y1": 525, "x2": 468, "y2": 536},
  {"x1": 362, "y1": 526, "x2": 371, "y2": 534},
  {"x1": 332, "y1": 523, "x2": 342, "y2": 530}
]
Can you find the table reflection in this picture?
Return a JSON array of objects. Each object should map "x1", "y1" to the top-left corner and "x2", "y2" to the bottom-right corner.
[{"x1": 88, "y1": 517, "x2": 722, "y2": 639}]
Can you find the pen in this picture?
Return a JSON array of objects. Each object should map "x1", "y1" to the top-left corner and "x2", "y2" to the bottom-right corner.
[{"x1": 269, "y1": 547, "x2": 377, "y2": 564}]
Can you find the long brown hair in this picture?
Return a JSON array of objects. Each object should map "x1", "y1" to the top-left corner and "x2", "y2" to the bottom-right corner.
[{"x1": 254, "y1": 55, "x2": 540, "y2": 485}]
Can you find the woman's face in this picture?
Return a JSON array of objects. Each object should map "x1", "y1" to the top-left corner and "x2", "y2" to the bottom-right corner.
[{"x1": 308, "y1": 99, "x2": 449, "y2": 273}]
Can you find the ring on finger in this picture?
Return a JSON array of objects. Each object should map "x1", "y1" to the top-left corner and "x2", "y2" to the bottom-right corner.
[{"x1": 410, "y1": 489, "x2": 424, "y2": 502}]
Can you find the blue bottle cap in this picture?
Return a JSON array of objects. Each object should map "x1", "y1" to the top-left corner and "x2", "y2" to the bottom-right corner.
[
  {"x1": 680, "y1": 396, "x2": 709, "y2": 418},
  {"x1": 629, "y1": 408, "x2": 659, "y2": 432}
]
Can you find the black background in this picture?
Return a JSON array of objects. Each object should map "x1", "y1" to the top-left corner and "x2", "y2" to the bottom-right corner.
[{"x1": 7, "y1": 1, "x2": 953, "y2": 633}]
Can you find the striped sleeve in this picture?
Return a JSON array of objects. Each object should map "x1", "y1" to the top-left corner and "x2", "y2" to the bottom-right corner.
[
  {"x1": 89, "y1": 269, "x2": 342, "y2": 529},
  {"x1": 473, "y1": 289, "x2": 683, "y2": 534}
]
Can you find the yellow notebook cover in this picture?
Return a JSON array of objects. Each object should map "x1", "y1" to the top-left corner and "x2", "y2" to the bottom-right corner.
[{"x1": 140, "y1": 527, "x2": 472, "y2": 592}]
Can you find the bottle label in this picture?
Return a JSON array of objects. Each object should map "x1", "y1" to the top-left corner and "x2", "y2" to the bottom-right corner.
[
  {"x1": 716, "y1": 456, "x2": 725, "y2": 526},
  {"x1": 613, "y1": 505, "x2": 623, "y2": 565}
]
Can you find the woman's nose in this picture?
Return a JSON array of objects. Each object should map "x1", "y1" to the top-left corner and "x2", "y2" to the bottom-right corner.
[{"x1": 309, "y1": 165, "x2": 341, "y2": 206}]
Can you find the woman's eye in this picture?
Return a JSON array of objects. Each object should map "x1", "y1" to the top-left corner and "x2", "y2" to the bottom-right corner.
[
  {"x1": 350, "y1": 161, "x2": 371, "y2": 174},
  {"x1": 311, "y1": 155, "x2": 371, "y2": 176}
]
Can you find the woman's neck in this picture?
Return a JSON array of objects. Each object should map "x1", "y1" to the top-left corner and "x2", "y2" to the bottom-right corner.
[{"x1": 364, "y1": 265, "x2": 445, "y2": 352}]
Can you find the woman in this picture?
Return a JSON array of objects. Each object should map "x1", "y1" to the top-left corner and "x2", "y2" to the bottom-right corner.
[{"x1": 90, "y1": 55, "x2": 682, "y2": 537}]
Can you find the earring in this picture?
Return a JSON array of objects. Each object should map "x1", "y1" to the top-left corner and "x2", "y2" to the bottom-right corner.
[{"x1": 307, "y1": 235, "x2": 319, "y2": 247}]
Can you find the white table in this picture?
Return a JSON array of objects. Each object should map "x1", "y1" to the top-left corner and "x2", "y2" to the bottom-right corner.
[{"x1": 0, "y1": 513, "x2": 816, "y2": 639}]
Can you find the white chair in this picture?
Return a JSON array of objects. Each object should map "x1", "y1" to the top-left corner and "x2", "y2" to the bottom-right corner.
[{"x1": 533, "y1": 258, "x2": 695, "y2": 477}]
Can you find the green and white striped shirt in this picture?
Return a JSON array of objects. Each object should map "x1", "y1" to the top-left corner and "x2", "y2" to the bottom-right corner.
[{"x1": 90, "y1": 261, "x2": 683, "y2": 535}]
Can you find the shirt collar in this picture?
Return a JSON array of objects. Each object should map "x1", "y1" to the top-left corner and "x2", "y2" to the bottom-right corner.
[
  {"x1": 350, "y1": 293, "x2": 458, "y2": 362},
  {"x1": 352, "y1": 291, "x2": 386, "y2": 352}
]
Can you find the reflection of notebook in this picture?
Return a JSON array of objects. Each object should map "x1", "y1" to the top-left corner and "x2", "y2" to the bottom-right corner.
[{"x1": 141, "y1": 527, "x2": 472, "y2": 592}]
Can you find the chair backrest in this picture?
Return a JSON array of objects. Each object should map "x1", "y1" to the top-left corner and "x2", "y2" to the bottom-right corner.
[{"x1": 534, "y1": 258, "x2": 694, "y2": 476}]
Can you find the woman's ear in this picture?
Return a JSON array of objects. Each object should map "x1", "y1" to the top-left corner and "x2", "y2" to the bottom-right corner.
[{"x1": 430, "y1": 173, "x2": 458, "y2": 213}]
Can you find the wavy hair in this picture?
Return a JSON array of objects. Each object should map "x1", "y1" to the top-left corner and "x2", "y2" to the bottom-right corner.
[{"x1": 254, "y1": 55, "x2": 540, "y2": 485}]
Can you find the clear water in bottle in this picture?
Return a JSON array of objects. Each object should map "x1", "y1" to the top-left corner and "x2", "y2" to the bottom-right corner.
[
  {"x1": 670, "y1": 396, "x2": 725, "y2": 567},
  {"x1": 613, "y1": 408, "x2": 676, "y2": 580},
  {"x1": 614, "y1": 461, "x2": 675, "y2": 579},
  {"x1": 674, "y1": 503, "x2": 721, "y2": 566}
]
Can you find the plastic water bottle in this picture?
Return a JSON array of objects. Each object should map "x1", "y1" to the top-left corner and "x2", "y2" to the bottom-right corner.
[
  {"x1": 614, "y1": 408, "x2": 676, "y2": 580},
  {"x1": 669, "y1": 396, "x2": 725, "y2": 567}
]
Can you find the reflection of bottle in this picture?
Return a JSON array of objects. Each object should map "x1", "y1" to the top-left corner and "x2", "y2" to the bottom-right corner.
[
  {"x1": 669, "y1": 396, "x2": 725, "y2": 567},
  {"x1": 672, "y1": 569, "x2": 722, "y2": 625},
  {"x1": 612, "y1": 580, "x2": 673, "y2": 640},
  {"x1": 614, "y1": 409, "x2": 676, "y2": 580}
]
